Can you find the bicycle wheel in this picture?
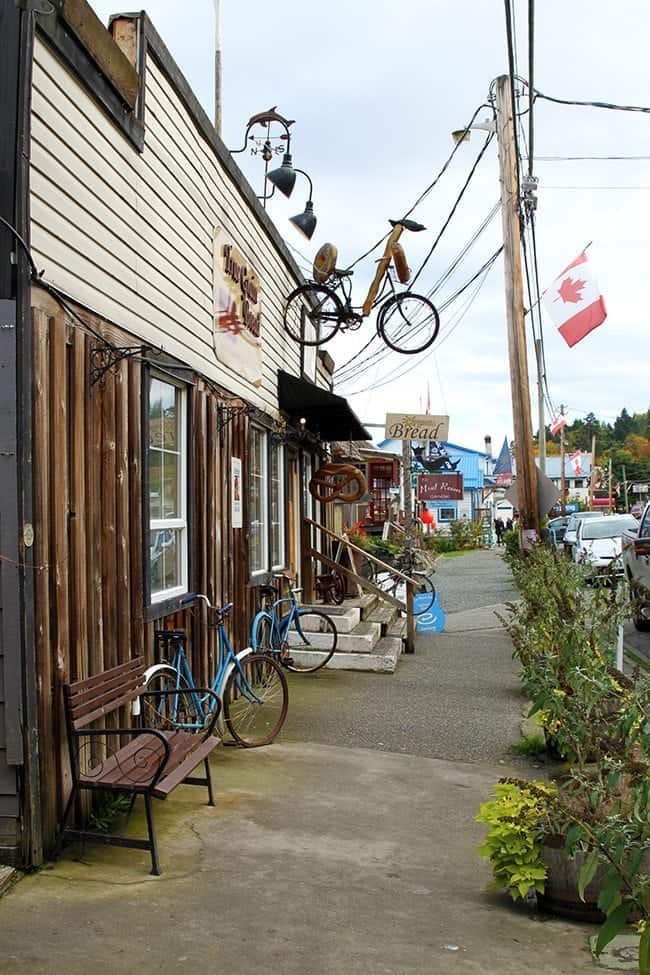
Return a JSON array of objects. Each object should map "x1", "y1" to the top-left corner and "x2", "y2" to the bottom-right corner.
[
  {"x1": 143, "y1": 666, "x2": 204, "y2": 730},
  {"x1": 282, "y1": 609, "x2": 338, "y2": 673},
  {"x1": 223, "y1": 653, "x2": 288, "y2": 747},
  {"x1": 331, "y1": 571, "x2": 345, "y2": 605},
  {"x1": 283, "y1": 283, "x2": 343, "y2": 347},
  {"x1": 251, "y1": 613, "x2": 274, "y2": 655},
  {"x1": 376, "y1": 292, "x2": 440, "y2": 355},
  {"x1": 411, "y1": 573, "x2": 436, "y2": 615}
]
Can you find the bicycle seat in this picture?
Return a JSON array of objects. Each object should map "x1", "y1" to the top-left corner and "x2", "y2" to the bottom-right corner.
[
  {"x1": 389, "y1": 218, "x2": 426, "y2": 232},
  {"x1": 290, "y1": 587, "x2": 303, "y2": 595},
  {"x1": 218, "y1": 603, "x2": 233, "y2": 616}
]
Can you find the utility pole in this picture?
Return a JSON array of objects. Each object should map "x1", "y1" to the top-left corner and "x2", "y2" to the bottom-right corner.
[
  {"x1": 495, "y1": 76, "x2": 540, "y2": 541},
  {"x1": 560, "y1": 403, "x2": 566, "y2": 515},
  {"x1": 622, "y1": 465, "x2": 629, "y2": 511},
  {"x1": 608, "y1": 457, "x2": 613, "y2": 514},
  {"x1": 588, "y1": 433, "x2": 597, "y2": 510},
  {"x1": 535, "y1": 338, "x2": 546, "y2": 475}
]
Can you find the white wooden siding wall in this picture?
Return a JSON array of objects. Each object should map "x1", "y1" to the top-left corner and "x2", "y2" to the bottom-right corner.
[{"x1": 30, "y1": 38, "x2": 303, "y2": 414}]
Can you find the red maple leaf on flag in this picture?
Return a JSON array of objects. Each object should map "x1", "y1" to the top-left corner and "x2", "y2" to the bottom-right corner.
[{"x1": 557, "y1": 275, "x2": 586, "y2": 304}]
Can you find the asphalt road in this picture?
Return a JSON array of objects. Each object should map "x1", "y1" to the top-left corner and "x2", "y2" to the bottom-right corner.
[{"x1": 284, "y1": 549, "x2": 525, "y2": 765}]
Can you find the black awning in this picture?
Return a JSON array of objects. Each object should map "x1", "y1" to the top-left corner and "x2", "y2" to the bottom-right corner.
[{"x1": 278, "y1": 371, "x2": 371, "y2": 442}]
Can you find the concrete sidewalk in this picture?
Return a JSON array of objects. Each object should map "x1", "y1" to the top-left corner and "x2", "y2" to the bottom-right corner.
[
  {"x1": 1, "y1": 742, "x2": 594, "y2": 975},
  {"x1": 0, "y1": 551, "x2": 597, "y2": 973}
]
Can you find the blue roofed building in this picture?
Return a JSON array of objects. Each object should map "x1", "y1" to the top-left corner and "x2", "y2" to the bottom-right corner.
[{"x1": 378, "y1": 437, "x2": 492, "y2": 526}]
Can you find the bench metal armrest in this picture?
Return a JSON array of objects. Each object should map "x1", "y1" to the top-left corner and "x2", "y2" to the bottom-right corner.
[
  {"x1": 139, "y1": 688, "x2": 222, "y2": 740},
  {"x1": 72, "y1": 727, "x2": 172, "y2": 787}
]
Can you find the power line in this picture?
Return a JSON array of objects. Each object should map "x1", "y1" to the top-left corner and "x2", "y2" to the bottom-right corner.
[
  {"x1": 533, "y1": 154, "x2": 650, "y2": 161},
  {"x1": 334, "y1": 207, "x2": 501, "y2": 384},
  {"x1": 527, "y1": 83, "x2": 650, "y2": 115},
  {"x1": 344, "y1": 102, "x2": 491, "y2": 271},
  {"x1": 335, "y1": 202, "x2": 501, "y2": 381},
  {"x1": 409, "y1": 131, "x2": 495, "y2": 289},
  {"x1": 340, "y1": 251, "x2": 501, "y2": 396}
]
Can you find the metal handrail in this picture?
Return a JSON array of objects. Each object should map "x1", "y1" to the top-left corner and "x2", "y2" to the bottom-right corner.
[{"x1": 303, "y1": 517, "x2": 420, "y2": 586}]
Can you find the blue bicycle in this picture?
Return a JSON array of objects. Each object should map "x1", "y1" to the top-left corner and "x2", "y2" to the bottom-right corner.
[
  {"x1": 143, "y1": 595, "x2": 288, "y2": 747},
  {"x1": 251, "y1": 576, "x2": 338, "y2": 674}
]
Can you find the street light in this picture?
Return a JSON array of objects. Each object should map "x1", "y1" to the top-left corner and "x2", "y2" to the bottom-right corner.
[{"x1": 230, "y1": 108, "x2": 318, "y2": 240}]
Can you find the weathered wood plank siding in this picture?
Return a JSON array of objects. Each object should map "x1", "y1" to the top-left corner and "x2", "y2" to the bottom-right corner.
[
  {"x1": 30, "y1": 289, "x2": 249, "y2": 849},
  {"x1": 30, "y1": 36, "x2": 303, "y2": 421}
]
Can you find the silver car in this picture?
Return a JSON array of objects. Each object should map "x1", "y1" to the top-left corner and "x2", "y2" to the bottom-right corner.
[
  {"x1": 563, "y1": 511, "x2": 603, "y2": 557},
  {"x1": 573, "y1": 515, "x2": 639, "y2": 576}
]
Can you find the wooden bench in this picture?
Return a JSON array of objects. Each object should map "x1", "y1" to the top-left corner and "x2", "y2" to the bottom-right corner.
[{"x1": 56, "y1": 656, "x2": 221, "y2": 875}]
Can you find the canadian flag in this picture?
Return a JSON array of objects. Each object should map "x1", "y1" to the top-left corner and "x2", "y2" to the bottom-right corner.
[
  {"x1": 569, "y1": 449, "x2": 583, "y2": 476},
  {"x1": 549, "y1": 414, "x2": 567, "y2": 437},
  {"x1": 543, "y1": 251, "x2": 607, "y2": 347}
]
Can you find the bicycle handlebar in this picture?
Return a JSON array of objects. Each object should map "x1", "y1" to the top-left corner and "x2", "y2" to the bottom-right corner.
[{"x1": 180, "y1": 593, "x2": 232, "y2": 616}]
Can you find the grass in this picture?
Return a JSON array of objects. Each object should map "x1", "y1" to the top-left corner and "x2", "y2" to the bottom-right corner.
[
  {"x1": 439, "y1": 549, "x2": 479, "y2": 559},
  {"x1": 510, "y1": 732, "x2": 546, "y2": 757}
]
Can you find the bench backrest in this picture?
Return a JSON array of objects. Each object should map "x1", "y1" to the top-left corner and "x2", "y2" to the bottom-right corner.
[{"x1": 64, "y1": 657, "x2": 146, "y2": 731}]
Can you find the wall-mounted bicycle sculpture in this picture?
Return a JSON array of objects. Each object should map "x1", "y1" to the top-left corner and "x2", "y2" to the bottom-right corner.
[{"x1": 283, "y1": 218, "x2": 441, "y2": 355}]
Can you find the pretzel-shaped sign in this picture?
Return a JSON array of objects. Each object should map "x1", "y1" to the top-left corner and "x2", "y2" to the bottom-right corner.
[{"x1": 309, "y1": 463, "x2": 368, "y2": 503}]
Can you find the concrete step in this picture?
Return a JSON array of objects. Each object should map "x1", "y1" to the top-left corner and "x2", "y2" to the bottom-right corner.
[
  {"x1": 367, "y1": 604, "x2": 398, "y2": 633},
  {"x1": 386, "y1": 617, "x2": 407, "y2": 640},
  {"x1": 336, "y1": 621, "x2": 382, "y2": 653},
  {"x1": 286, "y1": 619, "x2": 381, "y2": 654},
  {"x1": 297, "y1": 606, "x2": 361, "y2": 633},
  {"x1": 329, "y1": 636, "x2": 403, "y2": 673}
]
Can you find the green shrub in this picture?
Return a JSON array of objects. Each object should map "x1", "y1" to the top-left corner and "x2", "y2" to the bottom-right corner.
[
  {"x1": 448, "y1": 518, "x2": 482, "y2": 550},
  {"x1": 476, "y1": 780, "x2": 556, "y2": 899},
  {"x1": 502, "y1": 529, "x2": 521, "y2": 566}
]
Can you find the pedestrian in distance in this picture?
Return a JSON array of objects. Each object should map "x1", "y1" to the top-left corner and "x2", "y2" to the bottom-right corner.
[
  {"x1": 505, "y1": 517, "x2": 513, "y2": 532},
  {"x1": 494, "y1": 517, "x2": 505, "y2": 545}
]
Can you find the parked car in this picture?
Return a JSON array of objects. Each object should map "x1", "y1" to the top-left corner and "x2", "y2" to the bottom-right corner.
[
  {"x1": 622, "y1": 501, "x2": 650, "y2": 631},
  {"x1": 545, "y1": 515, "x2": 570, "y2": 548},
  {"x1": 563, "y1": 511, "x2": 603, "y2": 557},
  {"x1": 573, "y1": 515, "x2": 639, "y2": 579},
  {"x1": 630, "y1": 502, "x2": 644, "y2": 518}
]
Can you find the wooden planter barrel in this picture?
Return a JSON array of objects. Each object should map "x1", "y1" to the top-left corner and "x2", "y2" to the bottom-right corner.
[{"x1": 537, "y1": 837, "x2": 607, "y2": 923}]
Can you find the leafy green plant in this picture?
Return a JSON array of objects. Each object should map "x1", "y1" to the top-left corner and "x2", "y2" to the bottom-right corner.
[
  {"x1": 88, "y1": 791, "x2": 133, "y2": 833},
  {"x1": 511, "y1": 732, "x2": 546, "y2": 757},
  {"x1": 476, "y1": 780, "x2": 556, "y2": 900},
  {"x1": 448, "y1": 518, "x2": 482, "y2": 550},
  {"x1": 502, "y1": 529, "x2": 521, "y2": 566}
]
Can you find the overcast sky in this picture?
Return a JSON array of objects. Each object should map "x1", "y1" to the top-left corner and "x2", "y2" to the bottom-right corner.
[{"x1": 93, "y1": 0, "x2": 650, "y2": 451}]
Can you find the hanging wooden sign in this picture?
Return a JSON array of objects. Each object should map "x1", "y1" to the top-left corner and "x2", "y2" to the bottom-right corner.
[{"x1": 309, "y1": 463, "x2": 367, "y2": 503}]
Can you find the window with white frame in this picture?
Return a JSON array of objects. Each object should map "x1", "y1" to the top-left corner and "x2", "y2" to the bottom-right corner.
[
  {"x1": 438, "y1": 506, "x2": 456, "y2": 522},
  {"x1": 270, "y1": 441, "x2": 285, "y2": 569},
  {"x1": 249, "y1": 427, "x2": 269, "y2": 574},
  {"x1": 148, "y1": 376, "x2": 188, "y2": 602}
]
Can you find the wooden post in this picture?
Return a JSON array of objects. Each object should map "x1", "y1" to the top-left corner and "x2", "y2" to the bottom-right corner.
[
  {"x1": 588, "y1": 433, "x2": 597, "y2": 511},
  {"x1": 495, "y1": 76, "x2": 540, "y2": 539},
  {"x1": 608, "y1": 457, "x2": 613, "y2": 514},
  {"x1": 402, "y1": 439, "x2": 415, "y2": 654},
  {"x1": 622, "y1": 465, "x2": 628, "y2": 511},
  {"x1": 535, "y1": 339, "x2": 546, "y2": 475},
  {"x1": 560, "y1": 426, "x2": 566, "y2": 515}
]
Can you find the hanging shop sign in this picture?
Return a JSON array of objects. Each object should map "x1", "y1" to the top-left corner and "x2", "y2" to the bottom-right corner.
[
  {"x1": 231, "y1": 457, "x2": 243, "y2": 529},
  {"x1": 213, "y1": 228, "x2": 262, "y2": 386},
  {"x1": 309, "y1": 463, "x2": 367, "y2": 503},
  {"x1": 417, "y1": 473, "x2": 464, "y2": 501},
  {"x1": 385, "y1": 413, "x2": 449, "y2": 441}
]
